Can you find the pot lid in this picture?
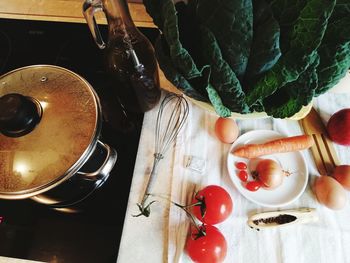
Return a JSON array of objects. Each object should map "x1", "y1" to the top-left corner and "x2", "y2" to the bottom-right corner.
[{"x1": 0, "y1": 65, "x2": 101, "y2": 199}]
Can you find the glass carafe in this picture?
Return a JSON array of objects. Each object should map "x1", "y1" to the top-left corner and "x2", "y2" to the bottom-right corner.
[{"x1": 83, "y1": 0, "x2": 161, "y2": 113}]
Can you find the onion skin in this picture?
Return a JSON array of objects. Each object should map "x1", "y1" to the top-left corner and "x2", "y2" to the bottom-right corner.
[
  {"x1": 333, "y1": 165, "x2": 350, "y2": 190},
  {"x1": 256, "y1": 159, "x2": 283, "y2": 190},
  {"x1": 314, "y1": 176, "x2": 347, "y2": 210}
]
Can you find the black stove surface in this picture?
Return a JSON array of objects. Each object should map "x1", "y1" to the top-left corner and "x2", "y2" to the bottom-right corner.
[{"x1": 0, "y1": 18, "x2": 159, "y2": 263}]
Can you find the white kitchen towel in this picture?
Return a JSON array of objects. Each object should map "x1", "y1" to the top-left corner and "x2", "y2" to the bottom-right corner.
[{"x1": 117, "y1": 91, "x2": 350, "y2": 263}]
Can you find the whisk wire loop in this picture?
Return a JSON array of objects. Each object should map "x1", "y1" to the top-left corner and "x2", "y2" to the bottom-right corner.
[{"x1": 137, "y1": 93, "x2": 189, "y2": 217}]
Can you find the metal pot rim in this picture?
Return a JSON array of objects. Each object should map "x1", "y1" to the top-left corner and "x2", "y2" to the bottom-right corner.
[{"x1": 0, "y1": 65, "x2": 103, "y2": 199}]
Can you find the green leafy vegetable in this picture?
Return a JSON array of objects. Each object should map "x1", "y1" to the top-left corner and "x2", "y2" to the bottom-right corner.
[
  {"x1": 206, "y1": 85, "x2": 232, "y2": 118},
  {"x1": 246, "y1": 50, "x2": 318, "y2": 106},
  {"x1": 144, "y1": 0, "x2": 250, "y2": 116},
  {"x1": 199, "y1": 26, "x2": 249, "y2": 113},
  {"x1": 196, "y1": 0, "x2": 253, "y2": 79},
  {"x1": 244, "y1": 0, "x2": 281, "y2": 89},
  {"x1": 316, "y1": 42, "x2": 350, "y2": 95},
  {"x1": 155, "y1": 37, "x2": 208, "y2": 101},
  {"x1": 266, "y1": 0, "x2": 307, "y2": 52},
  {"x1": 143, "y1": 0, "x2": 350, "y2": 119},
  {"x1": 328, "y1": 0, "x2": 350, "y2": 23},
  {"x1": 315, "y1": 2, "x2": 350, "y2": 95},
  {"x1": 264, "y1": 53, "x2": 320, "y2": 118},
  {"x1": 155, "y1": 0, "x2": 200, "y2": 79},
  {"x1": 143, "y1": 0, "x2": 164, "y2": 30},
  {"x1": 246, "y1": 0, "x2": 336, "y2": 106}
]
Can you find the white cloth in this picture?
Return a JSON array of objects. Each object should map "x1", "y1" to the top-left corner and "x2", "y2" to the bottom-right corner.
[{"x1": 117, "y1": 91, "x2": 350, "y2": 263}]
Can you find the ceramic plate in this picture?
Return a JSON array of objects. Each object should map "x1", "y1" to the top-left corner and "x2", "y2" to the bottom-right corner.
[{"x1": 227, "y1": 130, "x2": 308, "y2": 207}]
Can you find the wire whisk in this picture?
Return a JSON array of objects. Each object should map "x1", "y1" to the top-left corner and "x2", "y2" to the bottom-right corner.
[{"x1": 135, "y1": 93, "x2": 189, "y2": 217}]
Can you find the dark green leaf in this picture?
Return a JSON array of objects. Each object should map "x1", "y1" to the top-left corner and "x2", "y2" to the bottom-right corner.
[
  {"x1": 199, "y1": 26, "x2": 250, "y2": 113},
  {"x1": 328, "y1": 0, "x2": 350, "y2": 23},
  {"x1": 266, "y1": 0, "x2": 307, "y2": 53},
  {"x1": 161, "y1": 0, "x2": 202, "y2": 79},
  {"x1": 316, "y1": 42, "x2": 350, "y2": 96},
  {"x1": 155, "y1": 37, "x2": 209, "y2": 101},
  {"x1": 315, "y1": 4, "x2": 350, "y2": 96},
  {"x1": 175, "y1": 2, "x2": 203, "y2": 68},
  {"x1": 196, "y1": 0, "x2": 253, "y2": 78},
  {"x1": 143, "y1": 0, "x2": 164, "y2": 30},
  {"x1": 246, "y1": 50, "x2": 318, "y2": 106},
  {"x1": 247, "y1": 0, "x2": 335, "y2": 106},
  {"x1": 206, "y1": 84, "x2": 232, "y2": 118},
  {"x1": 155, "y1": 35, "x2": 232, "y2": 118},
  {"x1": 289, "y1": 0, "x2": 336, "y2": 52},
  {"x1": 196, "y1": 65, "x2": 232, "y2": 117},
  {"x1": 264, "y1": 53, "x2": 319, "y2": 118},
  {"x1": 244, "y1": 0, "x2": 281, "y2": 89}
]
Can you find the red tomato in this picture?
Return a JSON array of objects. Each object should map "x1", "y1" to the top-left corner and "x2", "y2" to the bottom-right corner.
[
  {"x1": 245, "y1": 181, "x2": 262, "y2": 192},
  {"x1": 237, "y1": 170, "x2": 248, "y2": 182},
  {"x1": 235, "y1": 161, "x2": 247, "y2": 170},
  {"x1": 192, "y1": 185, "x2": 233, "y2": 225},
  {"x1": 186, "y1": 225, "x2": 227, "y2": 263}
]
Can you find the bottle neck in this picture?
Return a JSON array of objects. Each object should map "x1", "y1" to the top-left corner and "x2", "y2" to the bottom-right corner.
[{"x1": 102, "y1": 0, "x2": 134, "y2": 28}]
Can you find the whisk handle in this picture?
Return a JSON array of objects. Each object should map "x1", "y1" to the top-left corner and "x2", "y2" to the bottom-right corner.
[{"x1": 141, "y1": 153, "x2": 163, "y2": 203}]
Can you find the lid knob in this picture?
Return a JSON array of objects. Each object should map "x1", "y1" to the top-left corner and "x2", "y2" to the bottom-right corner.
[{"x1": 0, "y1": 93, "x2": 42, "y2": 137}]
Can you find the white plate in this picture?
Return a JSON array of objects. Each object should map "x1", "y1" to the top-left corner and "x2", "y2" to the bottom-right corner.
[{"x1": 227, "y1": 130, "x2": 308, "y2": 207}]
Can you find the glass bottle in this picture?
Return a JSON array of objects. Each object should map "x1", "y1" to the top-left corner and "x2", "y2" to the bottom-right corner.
[{"x1": 83, "y1": 0, "x2": 161, "y2": 113}]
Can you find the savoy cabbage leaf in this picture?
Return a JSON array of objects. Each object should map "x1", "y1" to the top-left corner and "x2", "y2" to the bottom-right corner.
[
  {"x1": 199, "y1": 26, "x2": 250, "y2": 113},
  {"x1": 264, "y1": 53, "x2": 319, "y2": 118},
  {"x1": 155, "y1": 37, "x2": 208, "y2": 101},
  {"x1": 144, "y1": 0, "x2": 350, "y2": 119},
  {"x1": 315, "y1": 2, "x2": 350, "y2": 96},
  {"x1": 246, "y1": 0, "x2": 336, "y2": 106},
  {"x1": 196, "y1": 0, "x2": 253, "y2": 79},
  {"x1": 244, "y1": 0, "x2": 281, "y2": 89}
]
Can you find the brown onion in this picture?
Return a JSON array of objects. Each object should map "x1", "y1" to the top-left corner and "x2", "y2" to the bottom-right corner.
[{"x1": 256, "y1": 159, "x2": 284, "y2": 190}]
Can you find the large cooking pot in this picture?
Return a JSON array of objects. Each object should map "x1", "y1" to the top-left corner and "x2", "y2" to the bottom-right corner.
[{"x1": 0, "y1": 65, "x2": 117, "y2": 208}]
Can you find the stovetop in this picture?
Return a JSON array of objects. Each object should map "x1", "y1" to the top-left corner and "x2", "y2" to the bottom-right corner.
[{"x1": 0, "y1": 18, "x2": 159, "y2": 262}]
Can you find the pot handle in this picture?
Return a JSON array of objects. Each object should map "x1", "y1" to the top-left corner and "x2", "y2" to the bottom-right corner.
[{"x1": 77, "y1": 140, "x2": 117, "y2": 181}]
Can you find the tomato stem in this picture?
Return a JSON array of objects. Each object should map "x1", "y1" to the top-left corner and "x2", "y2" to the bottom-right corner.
[
  {"x1": 137, "y1": 193, "x2": 205, "y2": 234},
  {"x1": 174, "y1": 203, "x2": 204, "y2": 234}
]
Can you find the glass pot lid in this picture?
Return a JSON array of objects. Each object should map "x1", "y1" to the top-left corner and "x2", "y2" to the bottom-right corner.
[{"x1": 0, "y1": 65, "x2": 101, "y2": 199}]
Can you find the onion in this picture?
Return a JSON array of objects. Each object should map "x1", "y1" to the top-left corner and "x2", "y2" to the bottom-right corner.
[{"x1": 255, "y1": 159, "x2": 284, "y2": 190}]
